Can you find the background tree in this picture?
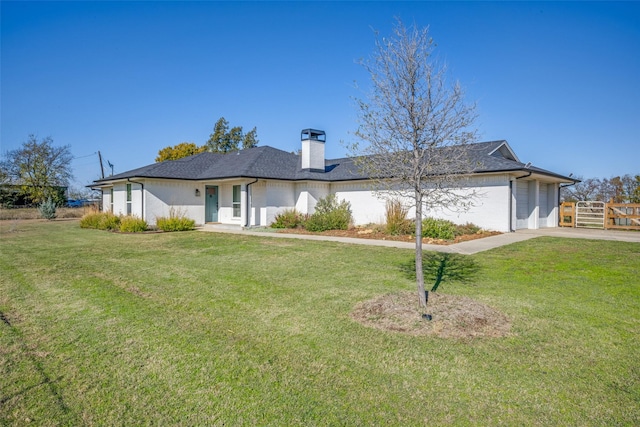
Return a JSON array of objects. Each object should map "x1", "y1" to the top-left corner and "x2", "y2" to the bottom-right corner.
[
  {"x1": 156, "y1": 142, "x2": 206, "y2": 162},
  {"x1": 349, "y1": 20, "x2": 478, "y2": 313},
  {"x1": 627, "y1": 175, "x2": 640, "y2": 203},
  {"x1": 1, "y1": 135, "x2": 73, "y2": 205},
  {"x1": 206, "y1": 117, "x2": 232, "y2": 153},
  {"x1": 561, "y1": 174, "x2": 640, "y2": 203},
  {"x1": 243, "y1": 127, "x2": 259, "y2": 149},
  {"x1": 0, "y1": 163, "x2": 9, "y2": 185},
  {"x1": 206, "y1": 117, "x2": 259, "y2": 153},
  {"x1": 227, "y1": 126, "x2": 244, "y2": 150},
  {"x1": 561, "y1": 177, "x2": 602, "y2": 202}
]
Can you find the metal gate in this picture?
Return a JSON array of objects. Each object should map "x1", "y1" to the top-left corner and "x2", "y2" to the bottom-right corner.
[{"x1": 575, "y1": 201, "x2": 605, "y2": 229}]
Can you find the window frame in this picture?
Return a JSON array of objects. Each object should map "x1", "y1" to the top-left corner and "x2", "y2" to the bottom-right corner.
[
  {"x1": 232, "y1": 185, "x2": 241, "y2": 218},
  {"x1": 126, "y1": 183, "x2": 132, "y2": 215}
]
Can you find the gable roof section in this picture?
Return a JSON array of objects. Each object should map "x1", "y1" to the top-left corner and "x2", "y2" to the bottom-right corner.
[
  {"x1": 93, "y1": 140, "x2": 575, "y2": 185},
  {"x1": 487, "y1": 141, "x2": 519, "y2": 162}
]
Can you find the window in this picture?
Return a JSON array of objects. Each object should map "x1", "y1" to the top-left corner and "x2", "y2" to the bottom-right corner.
[
  {"x1": 110, "y1": 188, "x2": 114, "y2": 212},
  {"x1": 232, "y1": 185, "x2": 241, "y2": 217},
  {"x1": 126, "y1": 183, "x2": 132, "y2": 215}
]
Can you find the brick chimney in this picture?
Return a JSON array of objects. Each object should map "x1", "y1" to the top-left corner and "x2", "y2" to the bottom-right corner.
[{"x1": 300, "y1": 129, "x2": 325, "y2": 172}]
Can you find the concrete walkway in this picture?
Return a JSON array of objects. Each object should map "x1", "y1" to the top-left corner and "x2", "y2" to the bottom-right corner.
[{"x1": 200, "y1": 225, "x2": 640, "y2": 255}]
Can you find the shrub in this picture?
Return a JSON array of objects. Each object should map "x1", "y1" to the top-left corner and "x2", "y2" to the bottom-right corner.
[
  {"x1": 98, "y1": 212, "x2": 121, "y2": 231},
  {"x1": 455, "y1": 222, "x2": 482, "y2": 237},
  {"x1": 119, "y1": 216, "x2": 148, "y2": 232},
  {"x1": 422, "y1": 217, "x2": 457, "y2": 240},
  {"x1": 305, "y1": 194, "x2": 352, "y2": 232},
  {"x1": 38, "y1": 198, "x2": 57, "y2": 220},
  {"x1": 385, "y1": 199, "x2": 413, "y2": 235},
  {"x1": 271, "y1": 209, "x2": 304, "y2": 229},
  {"x1": 156, "y1": 209, "x2": 196, "y2": 232},
  {"x1": 80, "y1": 212, "x2": 104, "y2": 229}
]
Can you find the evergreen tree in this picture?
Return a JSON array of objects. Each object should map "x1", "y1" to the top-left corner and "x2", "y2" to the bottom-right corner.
[
  {"x1": 205, "y1": 117, "x2": 259, "y2": 153},
  {"x1": 243, "y1": 127, "x2": 259, "y2": 149}
]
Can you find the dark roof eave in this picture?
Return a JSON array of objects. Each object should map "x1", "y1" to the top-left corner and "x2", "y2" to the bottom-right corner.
[{"x1": 473, "y1": 167, "x2": 578, "y2": 182}]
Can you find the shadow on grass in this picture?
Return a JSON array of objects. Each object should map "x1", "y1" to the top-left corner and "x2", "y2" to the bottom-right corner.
[{"x1": 400, "y1": 252, "x2": 481, "y2": 293}]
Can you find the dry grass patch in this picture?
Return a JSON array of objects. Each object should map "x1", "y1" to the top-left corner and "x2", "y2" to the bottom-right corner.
[{"x1": 351, "y1": 291, "x2": 512, "y2": 339}]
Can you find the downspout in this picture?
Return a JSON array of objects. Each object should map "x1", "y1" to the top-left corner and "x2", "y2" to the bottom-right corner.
[
  {"x1": 509, "y1": 180, "x2": 513, "y2": 232},
  {"x1": 559, "y1": 181, "x2": 577, "y2": 206},
  {"x1": 127, "y1": 178, "x2": 144, "y2": 220},
  {"x1": 245, "y1": 178, "x2": 259, "y2": 227}
]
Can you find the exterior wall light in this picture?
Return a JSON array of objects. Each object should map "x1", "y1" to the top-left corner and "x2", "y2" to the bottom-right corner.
[{"x1": 195, "y1": 188, "x2": 201, "y2": 197}]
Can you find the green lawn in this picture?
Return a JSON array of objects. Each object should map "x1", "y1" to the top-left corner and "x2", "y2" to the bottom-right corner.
[{"x1": 1, "y1": 220, "x2": 638, "y2": 426}]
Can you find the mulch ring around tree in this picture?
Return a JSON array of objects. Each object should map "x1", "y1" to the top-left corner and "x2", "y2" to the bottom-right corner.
[{"x1": 351, "y1": 291, "x2": 512, "y2": 339}]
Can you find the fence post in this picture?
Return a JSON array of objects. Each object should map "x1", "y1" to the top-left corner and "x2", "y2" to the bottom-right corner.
[{"x1": 559, "y1": 202, "x2": 576, "y2": 227}]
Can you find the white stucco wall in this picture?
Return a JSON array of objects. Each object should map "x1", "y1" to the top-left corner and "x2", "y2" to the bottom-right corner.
[
  {"x1": 101, "y1": 188, "x2": 112, "y2": 212},
  {"x1": 109, "y1": 182, "x2": 142, "y2": 218},
  {"x1": 333, "y1": 175, "x2": 513, "y2": 232},
  {"x1": 295, "y1": 182, "x2": 330, "y2": 214},
  {"x1": 332, "y1": 181, "x2": 388, "y2": 226},
  {"x1": 145, "y1": 179, "x2": 204, "y2": 225},
  {"x1": 265, "y1": 181, "x2": 296, "y2": 225},
  {"x1": 423, "y1": 174, "x2": 512, "y2": 232}
]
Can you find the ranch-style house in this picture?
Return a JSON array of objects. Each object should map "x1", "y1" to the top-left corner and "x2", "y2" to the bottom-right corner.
[{"x1": 91, "y1": 129, "x2": 576, "y2": 232}]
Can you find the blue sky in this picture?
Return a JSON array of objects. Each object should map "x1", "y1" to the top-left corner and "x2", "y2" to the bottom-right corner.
[{"x1": 2, "y1": 1, "x2": 639, "y2": 190}]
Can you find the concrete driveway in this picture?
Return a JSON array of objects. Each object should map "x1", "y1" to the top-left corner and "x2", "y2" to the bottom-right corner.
[{"x1": 201, "y1": 224, "x2": 639, "y2": 255}]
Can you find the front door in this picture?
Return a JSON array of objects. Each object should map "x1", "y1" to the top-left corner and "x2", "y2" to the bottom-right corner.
[{"x1": 205, "y1": 186, "x2": 219, "y2": 222}]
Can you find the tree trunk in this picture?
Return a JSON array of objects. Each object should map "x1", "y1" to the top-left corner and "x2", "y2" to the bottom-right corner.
[{"x1": 415, "y1": 190, "x2": 426, "y2": 310}]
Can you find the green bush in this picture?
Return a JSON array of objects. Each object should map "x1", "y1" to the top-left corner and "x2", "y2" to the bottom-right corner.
[
  {"x1": 271, "y1": 209, "x2": 304, "y2": 229},
  {"x1": 305, "y1": 194, "x2": 352, "y2": 232},
  {"x1": 38, "y1": 198, "x2": 57, "y2": 220},
  {"x1": 119, "y1": 216, "x2": 148, "y2": 232},
  {"x1": 156, "y1": 214, "x2": 196, "y2": 232},
  {"x1": 385, "y1": 199, "x2": 414, "y2": 235},
  {"x1": 422, "y1": 217, "x2": 457, "y2": 240},
  {"x1": 99, "y1": 213, "x2": 121, "y2": 231}
]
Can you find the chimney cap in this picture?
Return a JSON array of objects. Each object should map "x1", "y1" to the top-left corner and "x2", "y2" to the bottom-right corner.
[{"x1": 301, "y1": 129, "x2": 326, "y2": 142}]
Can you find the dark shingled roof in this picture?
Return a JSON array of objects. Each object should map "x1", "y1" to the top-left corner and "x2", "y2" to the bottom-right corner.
[{"x1": 93, "y1": 141, "x2": 575, "y2": 184}]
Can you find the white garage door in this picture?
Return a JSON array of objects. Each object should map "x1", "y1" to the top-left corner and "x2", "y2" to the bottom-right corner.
[
  {"x1": 516, "y1": 181, "x2": 529, "y2": 229},
  {"x1": 539, "y1": 184, "x2": 548, "y2": 227}
]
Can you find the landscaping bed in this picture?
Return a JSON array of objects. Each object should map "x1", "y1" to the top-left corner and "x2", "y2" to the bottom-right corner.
[{"x1": 278, "y1": 225, "x2": 501, "y2": 244}]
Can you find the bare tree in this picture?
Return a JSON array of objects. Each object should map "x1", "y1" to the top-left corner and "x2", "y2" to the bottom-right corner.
[
  {"x1": 561, "y1": 177, "x2": 602, "y2": 202},
  {"x1": 562, "y1": 174, "x2": 640, "y2": 203},
  {"x1": 1, "y1": 135, "x2": 73, "y2": 205},
  {"x1": 350, "y1": 20, "x2": 479, "y2": 313}
]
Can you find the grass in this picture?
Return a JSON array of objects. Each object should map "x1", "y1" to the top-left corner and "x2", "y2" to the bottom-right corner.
[{"x1": 1, "y1": 220, "x2": 639, "y2": 426}]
